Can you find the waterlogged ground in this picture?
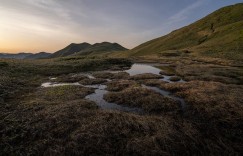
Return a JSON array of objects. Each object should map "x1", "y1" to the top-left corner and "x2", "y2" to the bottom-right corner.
[
  {"x1": 41, "y1": 63, "x2": 186, "y2": 113},
  {"x1": 1, "y1": 58, "x2": 242, "y2": 155}
]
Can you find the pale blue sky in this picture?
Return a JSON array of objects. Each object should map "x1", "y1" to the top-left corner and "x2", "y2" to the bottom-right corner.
[{"x1": 0, "y1": 0, "x2": 242, "y2": 53}]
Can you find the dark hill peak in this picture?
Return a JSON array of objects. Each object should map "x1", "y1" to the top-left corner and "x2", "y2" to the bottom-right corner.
[
  {"x1": 49, "y1": 42, "x2": 92, "y2": 58},
  {"x1": 49, "y1": 42, "x2": 128, "y2": 58}
]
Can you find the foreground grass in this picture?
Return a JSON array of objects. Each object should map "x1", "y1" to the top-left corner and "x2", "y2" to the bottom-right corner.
[{"x1": 0, "y1": 57, "x2": 243, "y2": 155}]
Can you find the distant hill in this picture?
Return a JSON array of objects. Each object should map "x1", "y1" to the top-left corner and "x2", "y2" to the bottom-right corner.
[
  {"x1": 49, "y1": 42, "x2": 127, "y2": 58},
  {"x1": 0, "y1": 52, "x2": 51, "y2": 59},
  {"x1": 49, "y1": 43, "x2": 92, "y2": 58},
  {"x1": 75, "y1": 42, "x2": 128, "y2": 56},
  {"x1": 0, "y1": 53, "x2": 32, "y2": 59},
  {"x1": 25, "y1": 52, "x2": 51, "y2": 59},
  {"x1": 122, "y1": 3, "x2": 243, "y2": 60}
]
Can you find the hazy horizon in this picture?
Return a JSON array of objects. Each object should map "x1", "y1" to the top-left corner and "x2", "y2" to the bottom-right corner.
[{"x1": 0, "y1": 0, "x2": 242, "y2": 54}]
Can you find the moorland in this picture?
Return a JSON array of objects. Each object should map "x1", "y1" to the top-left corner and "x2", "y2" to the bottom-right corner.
[{"x1": 0, "y1": 3, "x2": 243, "y2": 156}]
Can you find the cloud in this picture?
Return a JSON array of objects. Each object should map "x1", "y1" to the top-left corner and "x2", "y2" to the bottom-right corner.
[{"x1": 168, "y1": 0, "x2": 205, "y2": 24}]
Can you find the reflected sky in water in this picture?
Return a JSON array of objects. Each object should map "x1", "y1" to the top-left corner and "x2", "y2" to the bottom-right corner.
[{"x1": 126, "y1": 64, "x2": 161, "y2": 76}]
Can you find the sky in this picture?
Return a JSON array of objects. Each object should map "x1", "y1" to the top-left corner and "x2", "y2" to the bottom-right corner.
[{"x1": 0, "y1": 0, "x2": 242, "y2": 53}]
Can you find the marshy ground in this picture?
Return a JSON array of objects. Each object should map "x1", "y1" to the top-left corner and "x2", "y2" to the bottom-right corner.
[{"x1": 0, "y1": 56, "x2": 242, "y2": 155}]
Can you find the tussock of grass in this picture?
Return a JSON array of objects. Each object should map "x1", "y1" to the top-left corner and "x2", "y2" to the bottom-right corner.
[
  {"x1": 93, "y1": 72, "x2": 130, "y2": 80},
  {"x1": 37, "y1": 85, "x2": 94, "y2": 101},
  {"x1": 156, "y1": 80, "x2": 243, "y2": 152},
  {"x1": 138, "y1": 79, "x2": 168, "y2": 87},
  {"x1": 106, "y1": 80, "x2": 139, "y2": 92},
  {"x1": 175, "y1": 62, "x2": 243, "y2": 84},
  {"x1": 56, "y1": 74, "x2": 88, "y2": 83},
  {"x1": 130, "y1": 73, "x2": 163, "y2": 80},
  {"x1": 169, "y1": 76, "x2": 181, "y2": 82},
  {"x1": 79, "y1": 78, "x2": 107, "y2": 85},
  {"x1": 104, "y1": 87, "x2": 179, "y2": 113}
]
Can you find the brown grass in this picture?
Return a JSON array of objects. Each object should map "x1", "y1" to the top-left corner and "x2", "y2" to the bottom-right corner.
[
  {"x1": 106, "y1": 80, "x2": 139, "y2": 92},
  {"x1": 138, "y1": 79, "x2": 168, "y2": 87},
  {"x1": 79, "y1": 78, "x2": 107, "y2": 85},
  {"x1": 104, "y1": 86, "x2": 179, "y2": 113},
  {"x1": 130, "y1": 73, "x2": 163, "y2": 80},
  {"x1": 56, "y1": 74, "x2": 88, "y2": 83},
  {"x1": 1, "y1": 57, "x2": 243, "y2": 155},
  {"x1": 156, "y1": 80, "x2": 243, "y2": 152},
  {"x1": 169, "y1": 76, "x2": 181, "y2": 82},
  {"x1": 93, "y1": 72, "x2": 130, "y2": 80}
]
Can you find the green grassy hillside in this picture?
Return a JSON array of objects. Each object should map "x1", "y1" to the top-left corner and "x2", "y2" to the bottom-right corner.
[{"x1": 123, "y1": 3, "x2": 243, "y2": 60}]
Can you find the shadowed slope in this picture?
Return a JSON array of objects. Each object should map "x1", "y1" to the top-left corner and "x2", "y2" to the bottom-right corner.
[{"x1": 49, "y1": 43, "x2": 92, "y2": 58}]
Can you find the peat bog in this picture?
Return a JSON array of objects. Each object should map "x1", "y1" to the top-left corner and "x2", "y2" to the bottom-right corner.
[{"x1": 1, "y1": 57, "x2": 242, "y2": 155}]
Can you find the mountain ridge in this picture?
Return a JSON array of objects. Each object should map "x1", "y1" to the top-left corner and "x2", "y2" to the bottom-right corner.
[
  {"x1": 49, "y1": 42, "x2": 128, "y2": 58},
  {"x1": 0, "y1": 52, "x2": 51, "y2": 59}
]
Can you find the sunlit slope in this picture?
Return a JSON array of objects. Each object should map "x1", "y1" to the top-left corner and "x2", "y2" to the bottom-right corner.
[{"x1": 124, "y1": 3, "x2": 243, "y2": 60}]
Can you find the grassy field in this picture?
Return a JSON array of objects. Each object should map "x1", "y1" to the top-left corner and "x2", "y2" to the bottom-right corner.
[{"x1": 0, "y1": 55, "x2": 242, "y2": 155}]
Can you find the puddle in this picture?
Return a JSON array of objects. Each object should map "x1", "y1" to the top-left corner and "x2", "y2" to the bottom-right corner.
[
  {"x1": 126, "y1": 64, "x2": 161, "y2": 76},
  {"x1": 142, "y1": 85, "x2": 186, "y2": 110},
  {"x1": 126, "y1": 63, "x2": 185, "y2": 83}
]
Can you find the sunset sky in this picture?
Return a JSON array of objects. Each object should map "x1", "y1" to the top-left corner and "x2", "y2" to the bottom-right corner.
[{"x1": 0, "y1": 0, "x2": 242, "y2": 53}]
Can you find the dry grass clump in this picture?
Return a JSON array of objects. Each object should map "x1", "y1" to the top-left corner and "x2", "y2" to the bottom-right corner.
[
  {"x1": 159, "y1": 81, "x2": 243, "y2": 120},
  {"x1": 159, "y1": 70, "x2": 175, "y2": 76},
  {"x1": 1, "y1": 108, "x2": 209, "y2": 156},
  {"x1": 138, "y1": 79, "x2": 168, "y2": 87},
  {"x1": 169, "y1": 76, "x2": 181, "y2": 82},
  {"x1": 37, "y1": 85, "x2": 94, "y2": 102},
  {"x1": 93, "y1": 72, "x2": 130, "y2": 79},
  {"x1": 106, "y1": 80, "x2": 139, "y2": 91},
  {"x1": 175, "y1": 63, "x2": 243, "y2": 84},
  {"x1": 157, "y1": 80, "x2": 243, "y2": 152},
  {"x1": 56, "y1": 74, "x2": 88, "y2": 83},
  {"x1": 111, "y1": 72, "x2": 130, "y2": 79},
  {"x1": 79, "y1": 78, "x2": 107, "y2": 85},
  {"x1": 92, "y1": 72, "x2": 114, "y2": 79},
  {"x1": 130, "y1": 73, "x2": 163, "y2": 80},
  {"x1": 104, "y1": 87, "x2": 179, "y2": 113}
]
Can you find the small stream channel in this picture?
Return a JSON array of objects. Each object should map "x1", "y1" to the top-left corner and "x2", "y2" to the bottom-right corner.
[{"x1": 41, "y1": 63, "x2": 186, "y2": 113}]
